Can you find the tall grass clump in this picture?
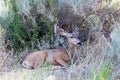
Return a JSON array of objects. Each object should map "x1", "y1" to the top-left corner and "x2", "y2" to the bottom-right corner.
[
  {"x1": 0, "y1": 24, "x2": 5, "y2": 46},
  {"x1": 0, "y1": 0, "x2": 9, "y2": 22},
  {"x1": 0, "y1": 0, "x2": 9, "y2": 47},
  {"x1": 16, "y1": 0, "x2": 31, "y2": 14},
  {"x1": 9, "y1": 0, "x2": 19, "y2": 13},
  {"x1": 48, "y1": 0, "x2": 58, "y2": 18}
]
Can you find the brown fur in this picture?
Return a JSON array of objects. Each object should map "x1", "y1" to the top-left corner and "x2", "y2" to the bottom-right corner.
[
  {"x1": 22, "y1": 50, "x2": 47, "y2": 69},
  {"x1": 22, "y1": 49, "x2": 70, "y2": 69}
]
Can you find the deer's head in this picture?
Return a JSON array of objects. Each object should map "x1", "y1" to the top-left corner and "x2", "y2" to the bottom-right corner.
[{"x1": 57, "y1": 27, "x2": 81, "y2": 46}]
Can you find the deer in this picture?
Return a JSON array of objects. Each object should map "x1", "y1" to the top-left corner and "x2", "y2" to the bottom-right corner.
[{"x1": 22, "y1": 27, "x2": 81, "y2": 69}]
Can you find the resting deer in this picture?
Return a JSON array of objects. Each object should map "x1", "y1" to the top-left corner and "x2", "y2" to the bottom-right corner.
[{"x1": 22, "y1": 27, "x2": 80, "y2": 69}]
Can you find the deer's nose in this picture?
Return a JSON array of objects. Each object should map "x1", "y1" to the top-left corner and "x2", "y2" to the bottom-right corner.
[
  {"x1": 70, "y1": 38, "x2": 81, "y2": 45},
  {"x1": 77, "y1": 42, "x2": 82, "y2": 45}
]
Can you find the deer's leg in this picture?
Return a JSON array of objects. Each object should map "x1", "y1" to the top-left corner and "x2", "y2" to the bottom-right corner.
[{"x1": 56, "y1": 58, "x2": 68, "y2": 67}]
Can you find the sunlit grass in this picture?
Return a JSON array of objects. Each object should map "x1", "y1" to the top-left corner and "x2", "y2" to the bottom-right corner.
[{"x1": 0, "y1": 66, "x2": 54, "y2": 80}]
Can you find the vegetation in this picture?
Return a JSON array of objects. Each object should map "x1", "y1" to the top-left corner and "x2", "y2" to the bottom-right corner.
[
  {"x1": 0, "y1": 0, "x2": 120, "y2": 80},
  {"x1": 5, "y1": 0, "x2": 54, "y2": 52},
  {"x1": 6, "y1": 13, "x2": 53, "y2": 52}
]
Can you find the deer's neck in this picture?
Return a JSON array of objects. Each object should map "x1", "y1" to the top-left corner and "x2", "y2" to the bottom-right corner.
[{"x1": 68, "y1": 42, "x2": 76, "y2": 58}]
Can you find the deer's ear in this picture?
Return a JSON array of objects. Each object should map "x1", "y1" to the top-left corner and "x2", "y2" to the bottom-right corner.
[
  {"x1": 57, "y1": 28, "x2": 65, "y2": 33},
  {"x1": 54, "y1": 24, "x2": 65, "y2": 35},
  {"x1": 58, "y1": 30, "x2": 73, "y2": 38},
  {"x1": 63, "y1": 32, "x2": 73, "y2": 38}
]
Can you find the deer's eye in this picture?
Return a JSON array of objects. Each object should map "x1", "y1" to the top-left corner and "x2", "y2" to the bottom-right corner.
[{"x1": 70, "y1": 36, "x2": 73, "y2": 38}]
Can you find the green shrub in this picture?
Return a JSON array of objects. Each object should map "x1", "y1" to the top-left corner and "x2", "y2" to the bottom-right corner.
[{"x1": 6, "y1": 13, "x2": 53, "y2": 52}]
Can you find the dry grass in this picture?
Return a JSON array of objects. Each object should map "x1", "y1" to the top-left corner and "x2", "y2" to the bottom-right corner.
[
  {"x1": 0, "y1": 68, "x2": 54, "y2": 80},
  {"x1": 0, "y1": 35, "x2": 119, "y2": 80},
  {"x1": 0, "y1": 0, "x2": 120, "y2": 80},
  {"x1": 0, "y1": 69, "x2": 33, "y2": 80}
]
